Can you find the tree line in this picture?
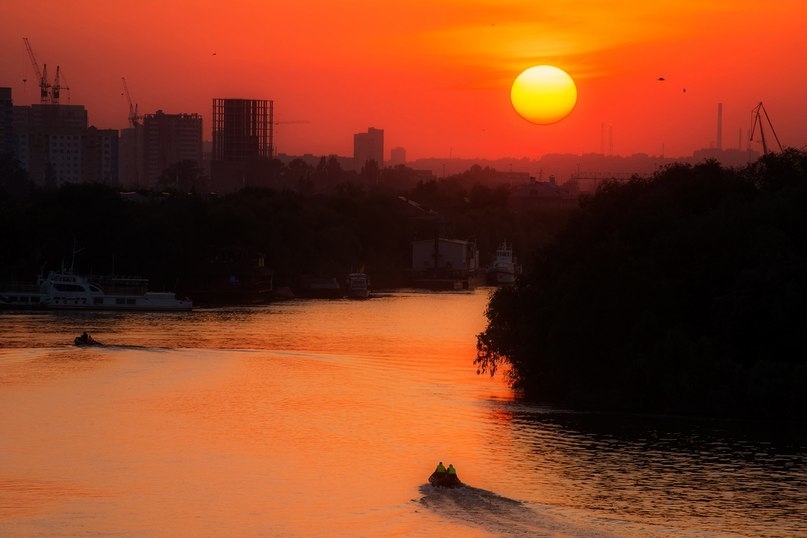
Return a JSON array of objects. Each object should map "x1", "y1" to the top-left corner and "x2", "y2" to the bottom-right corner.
[
  {"x1": 476, "y1": 149, "x2": 807, "y2": 420},
  {"x1": 0, "y1": 153, "x2": 572, "y2": 296}
]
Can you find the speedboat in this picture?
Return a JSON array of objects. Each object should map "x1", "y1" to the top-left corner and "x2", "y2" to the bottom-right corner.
[
  {"x1": 428, "y1": 470, "x2": 462, "y2": 488},
  {"x1": 74, "y1": 333, "x2": 103, "y2": 347}
]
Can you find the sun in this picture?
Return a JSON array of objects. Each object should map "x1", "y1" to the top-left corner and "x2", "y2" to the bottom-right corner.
[{"x1": 510, "y1": 65, "x2": 577, "y2": 125}]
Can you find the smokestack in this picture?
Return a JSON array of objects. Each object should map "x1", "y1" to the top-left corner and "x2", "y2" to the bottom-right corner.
[
  {"x1": 609, "y1": 124, "x2": 613, "y2": 156},
  {"x1": 600, "y1": 123, "x2": 605, "y2": 154},
  {"x1": 717, "y1": 103, "x2": 723, "y2": 151}
]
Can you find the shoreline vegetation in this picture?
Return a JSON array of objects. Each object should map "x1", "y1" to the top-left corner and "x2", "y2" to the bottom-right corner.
[
  {"x1": 476, "y1": 149, "x2": 807, "y2": 420},
  {"x1": 0, "y1": 153, "x2": 572, "y2": 298},
  {"x1": 4, "y1": 149, "x2": 807, "y2": 420}
]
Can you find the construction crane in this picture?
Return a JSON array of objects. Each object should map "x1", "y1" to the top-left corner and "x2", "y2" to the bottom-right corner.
[
  {"x1": 53, "y1": 65, "x2": 69, "y2": 103},
  {"x1": 22, "y1": 38, "x2": 68, "y2": 104},
  {"x1": 52, "y1": 65, "x2": 63, "y2": 103},
  {"x1": 23, "y1": 37, "x2": 50, "y2": 103},
  {"x1": 750, "y1": 102, "x2": 783, "y2": 155},
  {"x1": 51, "y1": 66, "x2": 61, "y2": 103},
  {"x1": 121, "y1": 77, "x2": 141, "y2": 127}
]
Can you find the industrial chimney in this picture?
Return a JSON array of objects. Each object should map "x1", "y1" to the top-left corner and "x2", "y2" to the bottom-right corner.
[{"x1": 717, "y1": 103, "x2": 723, "y2": 151}]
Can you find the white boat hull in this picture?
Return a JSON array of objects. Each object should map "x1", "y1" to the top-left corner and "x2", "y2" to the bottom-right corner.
[{"x1": 2, "y1": 271, "x2": 192, "y2": 312}]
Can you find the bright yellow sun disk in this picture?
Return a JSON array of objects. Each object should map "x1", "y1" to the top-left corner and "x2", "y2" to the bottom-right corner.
[{"x1": 511, "y1": 65, "x2": 577, "y2": 125}]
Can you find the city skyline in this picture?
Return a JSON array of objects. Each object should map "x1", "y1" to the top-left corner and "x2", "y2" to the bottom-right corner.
[{"x1": 2, "y1": 1, "x2": 806, "y2": 161}]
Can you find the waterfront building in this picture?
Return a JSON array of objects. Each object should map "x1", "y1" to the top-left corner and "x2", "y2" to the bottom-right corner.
[{"x1": 409, "y1": 237, "x2": 481, "y2": 290}]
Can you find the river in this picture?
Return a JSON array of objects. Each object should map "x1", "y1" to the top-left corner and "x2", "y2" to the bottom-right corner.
[{"x1": 1, "y1": 289, "x2": 805, "y2": 537}]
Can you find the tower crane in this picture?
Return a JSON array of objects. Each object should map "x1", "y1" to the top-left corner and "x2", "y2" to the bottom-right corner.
[
  {"x1": 121, "y1": 77, "x2": 141, "y2": 127},
  {"x1": 52, "y1": 65, "x2": 69, "y2": 103},
  {"x1": 23, "y1": 37, "x2": 50, "y2": 103},
  {"x1": 22, "y1": 38, "x2": 68, "y2": 104},
  {"x1": 52, "y1": 65, "x2": 63, "y2": 103},
  {"x1": 52, "y1": 66, "x2": 61, "y2": 103},
  {"x1": 750, "y1": 102, "x2": 783, "y2": 155}
]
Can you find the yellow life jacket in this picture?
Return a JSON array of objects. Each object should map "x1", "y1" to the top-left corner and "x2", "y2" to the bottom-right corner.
[{"x1": 447, "y1": 465, "x2": 456, "y2": 475}]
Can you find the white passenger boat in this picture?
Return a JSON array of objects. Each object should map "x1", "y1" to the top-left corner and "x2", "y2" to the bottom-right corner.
[{"x1": 1, "y1": 271, "x2": 192, "y2": 311}]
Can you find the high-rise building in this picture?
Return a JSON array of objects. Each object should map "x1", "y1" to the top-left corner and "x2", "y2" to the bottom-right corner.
[
  {"x1": 13, "y1": 103, "x2": 88, "y2": 186},
  {"x1": 353, "y1": 127, "x2": 384, "y2": 171},
  {"x1": 211, "y1": 98, "x2": 274, "y2": 192},
  {"x1": 83, "y1": 126, "x2": 119, "y2": 185},
  {"x1": 389, "y1": 146, "x2": 406, "y2": 166},
  {"x1": 0, "y1": 88, "x2": 13, "y2": 155},
  {"x1": 118, "y1": 125, "x2": 144, "y2": 189},
  {"x1": 142, "y1": 110, "x2": 203, "y2": 188}
]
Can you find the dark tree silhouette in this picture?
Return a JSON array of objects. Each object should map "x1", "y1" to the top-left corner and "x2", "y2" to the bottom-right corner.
[{"x1": 476, "y1": 152, "x2": 807, "y2": 420}]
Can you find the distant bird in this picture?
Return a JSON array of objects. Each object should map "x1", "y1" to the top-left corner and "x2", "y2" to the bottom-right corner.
[
  {"x1": 683, "y1": 88, "x2": 686, "y2": 93},
  {"x1": 657, "y1": 76, "x2": 665, "y2": 81},
  {"x1": 212, "y1": 52, "x2": 217, "y2": 56}
]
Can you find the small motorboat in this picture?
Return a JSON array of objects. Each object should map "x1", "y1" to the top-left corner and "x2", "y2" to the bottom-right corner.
[
  {"x1": 428, "y1": 470, "x2": 462, "y2": 488},
  {"x1": 74, "y1": 332, "x2": 103, "y2": 346}
]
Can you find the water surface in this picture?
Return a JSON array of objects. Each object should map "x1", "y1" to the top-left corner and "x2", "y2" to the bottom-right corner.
[{"x1": 1, "y1": 290, "x2": 805, "y2": 536}]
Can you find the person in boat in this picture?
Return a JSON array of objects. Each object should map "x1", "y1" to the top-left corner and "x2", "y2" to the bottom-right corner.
[
  {"x1": 429, "y1": 461, "x2": 447, "y2": 487},
  {"x1": 430, "y1": 461, "x2": 463, "y2": 487},
  {"x1": 445, "y1": 463, "x2": 460, "y2": 486},
  {"x1": 75, "y1": 332, "x2": 96, "y2": 345}
]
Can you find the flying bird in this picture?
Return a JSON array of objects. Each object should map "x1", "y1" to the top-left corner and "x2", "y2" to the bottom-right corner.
[{"x1": 657, "y1": 76, "x2": 665, "y2": 81}]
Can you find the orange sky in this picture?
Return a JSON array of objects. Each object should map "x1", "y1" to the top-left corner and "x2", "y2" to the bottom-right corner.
[{"x1": 2, "y1": 0, "x2": 806, "y2": 161}]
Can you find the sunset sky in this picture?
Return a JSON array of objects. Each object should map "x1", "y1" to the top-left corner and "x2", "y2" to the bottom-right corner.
[{"x1": 2, "y1": 1, "x2": 806, "y2": 161}]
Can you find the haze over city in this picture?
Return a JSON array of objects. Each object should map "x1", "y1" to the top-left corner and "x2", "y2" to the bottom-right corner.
[{"x1": 2, "y1": 1, "x2": 806, "y2": 160}]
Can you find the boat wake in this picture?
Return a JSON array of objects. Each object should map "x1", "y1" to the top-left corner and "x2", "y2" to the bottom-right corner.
[
  {"x1": 68, "y1": 343, "x2": 175, "y2": 353},
  {"x1": 416, "y1": 483, "x2": 665, "y2": 537},
  {"x1": 416, "y1": 484, "x2": 547, "y2": 536}
]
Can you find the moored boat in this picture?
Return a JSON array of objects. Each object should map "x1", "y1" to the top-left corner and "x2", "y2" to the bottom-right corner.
[
  {"x1": 345, "y1": 272, "x2": 370, "y2": 299},
  {"x1": 1, "y1": 270, "x2": 192, "y2": 312},
  {"x1": 294, "y1": 276, "x2": 344, "y2": 299},
  {"x1": 0, "y1": 283, "x2": 49, "y2": 310},
  {"x1": 486, "y1": 240, "x2": 522, "y2": 286}
]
